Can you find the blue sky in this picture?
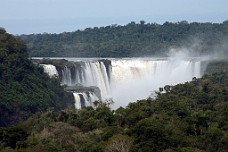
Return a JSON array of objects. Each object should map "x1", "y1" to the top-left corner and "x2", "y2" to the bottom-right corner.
[{"x1": 0, "y1": 0, "x2": 228, "y2": 34}]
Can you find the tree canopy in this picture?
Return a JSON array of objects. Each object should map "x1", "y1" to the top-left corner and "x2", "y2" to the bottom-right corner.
[
  {"x1": 0, "y1": 29, "x2": 74, "y2": 127},
  {"x1": 1, "y1": 70, "x2": 228, "y2": 151},
  {"x1": 20, "y1": 20, "x2": 228, "y2": 57}
]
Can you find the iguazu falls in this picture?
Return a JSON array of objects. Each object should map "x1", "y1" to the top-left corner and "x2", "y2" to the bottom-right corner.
[
  {"x1": 38, "y1": 57, "x2": 204, "y2": 109},
  {"x1": 1, "y1": 2, "x2": 228, "y2": 150}
]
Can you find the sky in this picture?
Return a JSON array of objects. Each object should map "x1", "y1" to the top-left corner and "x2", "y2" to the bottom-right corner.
[{"x1": 0, "y1": 0, "x2": 228, "y2": 35}]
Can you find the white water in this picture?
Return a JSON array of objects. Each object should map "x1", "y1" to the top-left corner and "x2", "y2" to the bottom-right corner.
[
  {"x1": 73, "y1": 93, "x2": 81, "y2": 109},
  {"x1": 83, "y1": 62, "x2": 110, "y2": 98},
  {"x1": 61, "y1": 66, "x2": 72, "y2": 85},
  {"x1": 73, "y1": 92, "x2": 99, "y2": 109},
  {"x1": 40, "y1": 64, "x2": 58, "y2": 77},
  {"x1": 61, "y1": 61, "x2": 110, "y2": 99},
  {"x1": 110, "y1": 59, "x2": 201, "y2": 108},
  {"x1": 41, "y1": 58, "x2": 202, "y2": 109}
]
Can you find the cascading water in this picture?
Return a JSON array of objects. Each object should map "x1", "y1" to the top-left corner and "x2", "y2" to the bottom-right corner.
[
  {"x1": 40, "y1": 58, "x2": 203, "y2": 109},
  {"x1": 61, "y1": 61, "x2": 111, "y2": 99},
  {"x1": 40, "y1": 64, "x2": 58, "y2": 77},
  {"x1": 110, "y1": 59, "x2": 201, "y2": 108},
  {"x1": 61, "y1": 66, "x2": 72, "y2": 85},
  {"x1": 73, "y1": 92, "x2": 99, "y2": 109}
]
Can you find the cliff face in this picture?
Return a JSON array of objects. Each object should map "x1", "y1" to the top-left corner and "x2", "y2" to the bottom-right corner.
[{"x1": 65, "y1": 85, "x2": 101, "y2": 100}]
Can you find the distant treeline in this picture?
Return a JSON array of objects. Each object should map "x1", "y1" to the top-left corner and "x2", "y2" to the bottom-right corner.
[{"x1": 20, "y1": 20, "x2": 228, "y2": 57}]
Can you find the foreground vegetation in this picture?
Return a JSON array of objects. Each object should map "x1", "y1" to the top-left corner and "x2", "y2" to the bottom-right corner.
[
  {"x1": 0, "y1": 28, "x2": 74, "y2": 127},
  {"x1": 20, "y1": 20, "x2": 228, "y2": 57},
  {"x1": 1, "y1": 71, "x2": 228, "y2": 151}
]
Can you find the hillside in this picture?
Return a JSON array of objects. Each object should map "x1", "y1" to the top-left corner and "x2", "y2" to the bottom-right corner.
[
  {"x1": 20, "y1": 20, "x2": 228, "y2": 57},
  {"x1": 0, "y1": 28, "x2": 74, "y2": 127},
  {"x1": 1, "y1": 70, "x2": 228, "y2": 151}
]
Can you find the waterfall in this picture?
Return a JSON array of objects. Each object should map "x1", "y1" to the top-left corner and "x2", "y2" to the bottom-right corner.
[
  {"x1": 110, "y1": 59, "x2": 202, "y2": 108},
  {"x1": 40, "y1": 58, "x2": 203, "y2": 109},
  {"x1": 61, "y1": 66, "x2": 72, "y2": 85},
  {"x1": 40, "y1": 64, "x2": 58, "y2": 77},
  {"x1": 61, "y1": 61, "x2": 111, "y2": 99},
  {"x1": 73, "y1": 93, "x2": 81, "y2": 109},
  {"x1": 73, "y1": 92, "x2": 99, "y2": 109}
]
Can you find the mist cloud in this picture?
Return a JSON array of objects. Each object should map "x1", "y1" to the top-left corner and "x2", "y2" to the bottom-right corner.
[{"x1": 166, "y1": 36, "x2": 228, "y2": 60}]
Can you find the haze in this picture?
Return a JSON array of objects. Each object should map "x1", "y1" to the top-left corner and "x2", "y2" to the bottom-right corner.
[{"x1": 0, "y1": 0, "x2": 227, "y2": 34}]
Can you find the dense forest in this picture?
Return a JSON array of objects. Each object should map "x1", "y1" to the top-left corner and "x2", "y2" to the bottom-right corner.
[
  {"x1": 1, "y1": 70, "x2": 228, "y2": 151},
  {"x1": 0, "y1": 28, "x2": 74, "y2": 127},
  {"x1": 20, "y1": 20, "x2": 228, "y2": 57},
  {"x1": 1, "y1": 24, "x2": 228, "y2": 151}
]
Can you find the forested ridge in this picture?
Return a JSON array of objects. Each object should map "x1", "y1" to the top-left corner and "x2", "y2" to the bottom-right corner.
[
  {"x1": 0, "y1": 28, "x2": 74, "y2": 127},
  {"x1": 20, "y1": 20, "x2": 228, "y2": 57}
]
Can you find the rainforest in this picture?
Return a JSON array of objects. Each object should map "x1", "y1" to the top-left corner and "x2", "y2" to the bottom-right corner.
[
  {"x1": 0, "y1": 20, "x2": 228, "y2": 152},
  {"x1": 20, "y1": 21, "x2": 228, "y2": 58}
]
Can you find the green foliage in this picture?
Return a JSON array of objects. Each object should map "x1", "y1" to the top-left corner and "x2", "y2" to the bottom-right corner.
[
  {"x1": 20, "y1": 21, "x2": 228, "y2": 57},
  {"x1": 1, "y1": 35, "x2": 228, "y2": 152},
  {"x1": 0, "y1": 30, "x2": 74, "y2": 127},
  {"x1": 0, "y1": 127, "x2": 28, "y2": 149}
]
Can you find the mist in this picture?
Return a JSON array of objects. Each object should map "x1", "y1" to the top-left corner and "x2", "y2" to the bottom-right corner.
[
  {"x1": 109, "y1": 58, "x2": 201, "y2": 109},
  {"x1": 110, "y1": 38, "x2": 228, "y2": 109},
  {"x1": 165, "y1": 35, "x2": 228, "y2": 60},
  {"x1": 40, "y1": 38, "x2": 228, "y2": 109}
]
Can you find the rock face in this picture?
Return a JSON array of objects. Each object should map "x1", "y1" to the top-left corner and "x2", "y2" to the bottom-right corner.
[
  {"x1": 64, "y1": 85, "x2": 101, "y2": 100},
  {"x1": 66, "y1": 85, "x2": 101, "y2": 109}
]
